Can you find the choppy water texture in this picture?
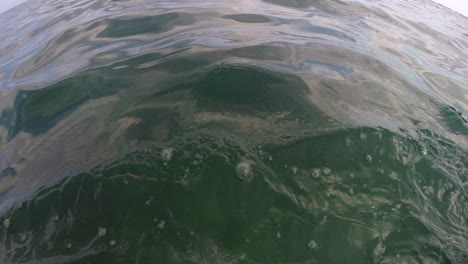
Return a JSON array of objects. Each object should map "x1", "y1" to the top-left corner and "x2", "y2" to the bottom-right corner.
[{"x1": 0, "y1": 0, "x2": 467, "y2": 263}]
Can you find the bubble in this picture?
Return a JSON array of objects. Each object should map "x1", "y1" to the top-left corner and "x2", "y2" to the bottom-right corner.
[
  {"x1": 3, "y1": 219, "x2": 10, "y2": 228},
  {"x1": 345, "y1": 137, "x2": 352, "y2": 146},
  {"x1": 145, "y1": 196, "x2": 154, "y2": 206},
  {"x1": 378, "y1": 148, "x2": 385, "y2": 156},
  {"x1": 308, "y1": 240, "x2": 317, "y2": 249},
  {"x1": 360, "y1": 132, "x2": 367, "y2": 140},
  {"x1": 326, "y1": 188, "x2": 335, "y2": 197},
  {"x1": 66, "y1": 242, "x2": 72, "y2": 248},
  {"x1": 98, "y1": 227, "x2": 107, "y2": 237},
  {"x1": 390, "y1": 172, "x2": 398, "y2": 180},
  {"x1": 194, "y1": 153, "x2": 203, "y2": 165},
  {"x1": 110, "y1": 240, "x2": 116, "y2": 246},
  {"x1": 366, "y1": 154, "x2": 372, "y2": 162},
  {"x1": 158, "y1": 220, "x2": 165, "y2": 229},
  {"x1": 54, "y1": 215, "x2": 59, "y2": 221},
  {"x1": 312, "y1": 169, "x2": 320, "y2": 178},
  {"x1": 276, "y1": 231, "x2": 281, "y2": 238},
  {"x1": 161, "y1": 148, "x2": 173, "y2": 162},
  {"x1": 422, "y1": 186, "x2": 434, "y2": 195},
  {"x1": 236, "y1": 161, "x2": 252, "y2": 181},
  {"x1": 421, "y1": 148, "x2": 427, "y2": 155},
  {"x1": 292, "y1": 167, "x2": 298, "y2": 175},
  {"x1": 319, "y1": 216, "x2": 327, "y2": 226},
  {"x1": 323, "y1": 167, "x2": 331, "y2": 175}
]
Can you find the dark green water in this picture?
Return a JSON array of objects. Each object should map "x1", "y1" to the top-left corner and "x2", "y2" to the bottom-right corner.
[{"x1": 0, "y1": 0, "x2": 467, "y2": 263}]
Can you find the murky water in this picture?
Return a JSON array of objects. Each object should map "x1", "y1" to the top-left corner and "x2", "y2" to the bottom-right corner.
[{"x1": 0, "y1": 0, "x2": 467, "y2": 263}]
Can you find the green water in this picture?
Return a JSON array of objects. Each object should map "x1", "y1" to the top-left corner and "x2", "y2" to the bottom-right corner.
[{"x1": 0, "y1": 0, "x2": 467, "y2": 263}]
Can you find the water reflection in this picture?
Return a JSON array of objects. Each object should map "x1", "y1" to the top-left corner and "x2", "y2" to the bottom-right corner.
[{"x1": 0, "y1": 0, "x2": 467, "y2": 263}]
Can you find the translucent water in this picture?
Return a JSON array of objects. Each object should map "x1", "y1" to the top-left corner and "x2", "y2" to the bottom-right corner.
[{"x1": 0, "y1": 0, "x2": 466, "y2": 263}]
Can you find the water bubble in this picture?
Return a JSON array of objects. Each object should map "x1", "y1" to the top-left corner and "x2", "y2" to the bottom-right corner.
[
  {"x1": 145, "y1": 196, "x2": 154, "y2": 206},
  {"x1": 360, "y1": 132, "x2": 367, "y2": 140},
  {"x1": 323, "y1": 167, "x2": 331, "y2": 175},
  {"x1": 366, "y1": 154, "x2": 372, "y2": 162},
  {"x1": 124, "y1": 180, "x2": 129, "y2": 184},
  {"x1": 54, "y1": 215, "x2": 59, "y2": 221},
  {"x1": 308, "y1": 240, "x2": 317, "y2": 249},
  {"x1": 110, "y1": 240, "x2": 116, "y2": 246},
  {"x1": 276, "y1": 231, "x2": 281, "y2": 238},
  {"x1": 390, "y1": 172, "x2": 398, "y2": 180},
  {"x1": 98, "y1": 227, "x2": 107, "y2": 237},
  {"x1": 161, "y1": 148, "x2": 173, "y2": 162},
  {"x1": 20, "y1": 234, "x2": 27, "y2": 242},
  {"x1": 66, "y1": 242, "x2": 72, "y2": 248},
  {"x1": 190, "y1": 231, "x2": 194, "y2": 236},
  {"x1": 422, "y1": 186, "x2": 434, "y2": 195},
  {"x1": 345, "y1": 137, "x2": 352, "y2": 146},
  {"x1": 268, "y1": 155, "x2": 273, "y2": 161},
  {"x1": 312, "y1": 169, "x2": 320, "y2": 178},
  {"x1": 236, "y1": 161, "x2": 252, "y2": 181},
  {"x1": 319, "y1": 216, "x2": 327, "y2": 226},
  {"x1": 158, "y1": 220, "x2": 165, "y2": 229},
  {"x1": 379, "y1": 148, "x2": 385, "y2": 156},
  {"x1": 292, "y1": 167, "x2": 298, "y2": 175},
  {"x1": 3, "y1": 219, "x2": 10, "y2": 228},
  {"x1": 421, "y1": 148, "x2": 427, "y2": 155}
]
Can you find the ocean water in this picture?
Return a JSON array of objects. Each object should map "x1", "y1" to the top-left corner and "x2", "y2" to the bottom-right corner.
[{"x1": 0, "y1": 0, "x2": 467, "y2": 263}]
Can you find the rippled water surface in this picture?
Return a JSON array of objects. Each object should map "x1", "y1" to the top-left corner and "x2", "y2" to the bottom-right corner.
[{"x1": 0, "y1": 0, "x2": 467, "y2": 263}]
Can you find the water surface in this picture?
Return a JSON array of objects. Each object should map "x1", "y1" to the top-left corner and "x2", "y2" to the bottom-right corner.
[{"x1": 0, "y1": 0, "x2": 467, "y2": 263}]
